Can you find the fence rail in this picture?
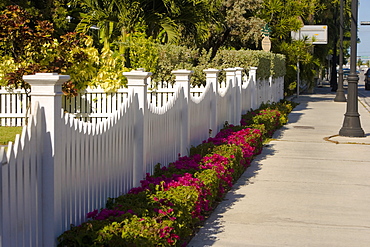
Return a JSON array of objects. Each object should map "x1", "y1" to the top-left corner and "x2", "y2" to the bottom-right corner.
[
  {"x1": 0, "y1": 67, "x2": 284, "y2": 246},
  {"x1": 0, "y1": 68, "x2": 283, "y2": 126}
]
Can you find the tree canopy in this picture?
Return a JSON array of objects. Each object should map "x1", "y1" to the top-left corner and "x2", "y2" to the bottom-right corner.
[{"x1": 0, "y1": 0, "x2": 354, "y2": 95}]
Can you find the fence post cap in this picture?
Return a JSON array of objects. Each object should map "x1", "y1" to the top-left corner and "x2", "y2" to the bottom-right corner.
[
  {"x1": 123, "y1": 70, "x2": 152, "y2": 87},
  {"x1": 171, "y1": 69, "x2": 194, "y2": 75},
  {"x1": 224, "y1": 68, "x2": 237, "y2": 76},
  {"x1": 203, "y1": 68, "x2": 220, "y2": 73},
  {"x1": 122, "y1": 70, "x2": 152, "y2": 77},
  {"x1": 224, "y1": 68, "x2": 237, "y2": 71},
  {"x1": 23, "y1": 73, "x2": 70, "y2": 85}
]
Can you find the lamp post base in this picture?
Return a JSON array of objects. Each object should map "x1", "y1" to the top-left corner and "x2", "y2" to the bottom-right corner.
[
  {"x1": 334, "y1": 71, "x2": 346, "y2": 102},
  {"x1": 339, "y1": 113, "x2": 365, "y2": 137},
  {"x1": 334, "y1": 90, "x2": 346, "y2": 102}
]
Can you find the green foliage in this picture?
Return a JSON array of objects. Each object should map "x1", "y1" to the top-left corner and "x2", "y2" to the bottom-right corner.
[
  {"x1": 197, "y1": 0, "x2": 265, "y2": 56},
  {"x1": 96, "y1": 216, "x2": 179, "y2": 246},
  {"x1": 0, "y1": 5, "x2": 53, "y2": 93},
  {"x1": 211, "y1": 144, "x2": 244, "y2": 182},
  {"x1": 89, "y1": 43, "x2": 129, "y2": 92},
  {"x1": 259, "y1": 0, "x2": 318, "y2": 40},
  {"x1": 127, "y1": 34, "x2": 159, "y2": 73},
  {"x1": 153, "y1": 44, "x2": 199, "y2": 84},
  {"x1": 241, "y1": 100, "x2": 298, "y2": 138},
  {"x1": 75, "y1": 0, "x2": 145, "y2": 46},
  {"x1": 194, "y1": 169, "x2": 220, "y2": 205},
  {"x1": 279, "y1": 39, "x2": 319, "y2": 95},
  {"x1": 0, "y1": 4, "x2": 286, "y2": 97},
  {"x1": 0, "y1": 5, "x2": 54, "y2": 62},
  {"x1": 258, "y1": 0, "x2": 329, "y2": 95},
  {"x1": 212, "y1": 49, "x2": 286, "y2": 79},
  {"x1": 189, "y1": 141, "x2": 216, "y2": 157},
  {"x1": 0, "y1": 6, "x2": 101, "y2": 95},
  {"x1": 2, "y1": 0, "x2": 342, "y2": 99},
  {"x1": 130, "y1": 44, "x2": 286, "y2": 88}
]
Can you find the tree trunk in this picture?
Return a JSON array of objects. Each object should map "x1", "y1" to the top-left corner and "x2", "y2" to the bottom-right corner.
[{"x1": 330, "y1": 38, "x2": 338, "y2": 91}]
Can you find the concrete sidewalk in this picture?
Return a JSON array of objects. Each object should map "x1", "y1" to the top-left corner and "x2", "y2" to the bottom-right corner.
[{"x1": 188, "y1": 84, "x2": 370, "y2": 247}]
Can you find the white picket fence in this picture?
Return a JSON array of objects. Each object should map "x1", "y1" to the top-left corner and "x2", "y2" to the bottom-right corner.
[
  {"x1": 0, "y1": 88, "x2": 29, "y2": 126},
  {"x1": 0, "y1": 67, "x2": 284, "y2": 246},
  {"x1": 1, "y1": 68, "x2": 283, "y2": 126}
]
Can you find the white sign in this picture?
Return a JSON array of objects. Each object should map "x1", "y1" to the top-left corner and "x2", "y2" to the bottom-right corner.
[{"x1": 291, "y1": 25, "x2": 328, "y2": 44}]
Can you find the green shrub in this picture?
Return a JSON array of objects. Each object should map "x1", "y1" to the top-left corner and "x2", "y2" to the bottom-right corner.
[
  {"x1": 212, "y1": 49, "x2": 285, "y2": 80},
  {"x1": 240, "y1": 100, "x2": 298, "y2": 138}
]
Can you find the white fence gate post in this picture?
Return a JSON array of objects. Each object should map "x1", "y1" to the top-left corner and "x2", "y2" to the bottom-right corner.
[
  {"x1": 123, "y1": 69, "x2": 152, "y2": 187},
  {"x1": 23, "y1": 73, "x2": 70, "y2": 246},
  {"x1": 203, "y1": 69, "x2": 220, "y2": 135},
  {"x1": 171, "y1": 70, "x2": 193, "y2": 156}
]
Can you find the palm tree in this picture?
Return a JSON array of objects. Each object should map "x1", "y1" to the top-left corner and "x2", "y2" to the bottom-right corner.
[
  {"x1": 72, "y1": 0, "x2": 222, "y2": 46},
  {"x1": 73, "y1": 0, "x2": 186, "y2": 45},
  {"x1": 73, "y1": 0, "x2": 143, "y2": 46}
]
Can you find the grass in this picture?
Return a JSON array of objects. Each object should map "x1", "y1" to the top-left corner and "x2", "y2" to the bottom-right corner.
[{"x1": 0, "y1": 126, "x2": 23, "y2": 145}]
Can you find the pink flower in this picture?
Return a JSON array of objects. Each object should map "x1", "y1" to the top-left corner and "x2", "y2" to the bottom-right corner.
[{"x1": 86, "y1": 209, "x2": 98, "y2": 219}]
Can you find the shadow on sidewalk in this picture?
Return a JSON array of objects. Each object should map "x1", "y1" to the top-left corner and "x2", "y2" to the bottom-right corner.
[{"x1": 189, "y1": 145, "x2": 277, "y2": 246}]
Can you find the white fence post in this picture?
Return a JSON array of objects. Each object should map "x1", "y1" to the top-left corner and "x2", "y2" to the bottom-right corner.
[
  {"x1": 235, "y1": 67, "x2": 243, "y2": 125},
  {"x1": 224, "y1": 68, "x2": 237, "y2": 125},
  {"x1": 249, "y1": 67, "x2": 258, "y2": 109},
  {"x1": 203, "y1": 69, "x2": 220, "y2": 135},
  {"x1": 171, "y1": 69, "x2": 193, "y2": 156},
  {"x1": 123, "y1": 69, "x2": 152, "y2": 187},
  {"x1": 23, "y1": 73, "x2": 70, "y2": 246}
]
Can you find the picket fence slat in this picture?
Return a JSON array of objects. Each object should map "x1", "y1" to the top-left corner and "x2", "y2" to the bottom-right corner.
[{"x1": 1, "y1": 146, "x2": 11, "y2": 247}]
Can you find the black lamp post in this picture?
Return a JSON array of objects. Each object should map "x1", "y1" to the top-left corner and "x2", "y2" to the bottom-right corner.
[
  {"x1": 339, "y1": 0, "x2": 365, "y2": 137},
  {"x1": 334, "y1": 0, "x2": 347, "y2": 102}
]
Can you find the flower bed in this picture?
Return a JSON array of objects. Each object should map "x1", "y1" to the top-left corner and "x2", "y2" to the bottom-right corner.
[{"x1": 57, "y1": 100, "x2": 297, "y2": 247}]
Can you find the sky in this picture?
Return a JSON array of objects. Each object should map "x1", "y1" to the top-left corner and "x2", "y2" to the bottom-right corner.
[{"x1": 358, "y1": 0, "x2": 370, "y2": 58}]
